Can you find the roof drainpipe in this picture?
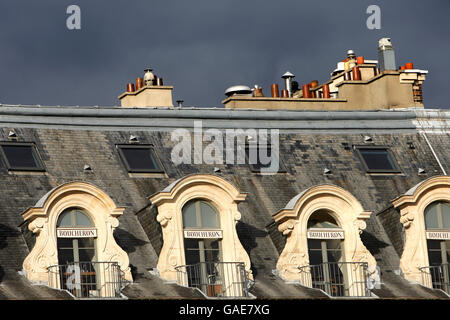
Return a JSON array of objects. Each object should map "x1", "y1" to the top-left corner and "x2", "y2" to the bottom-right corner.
[
  {"x1": 422, "y1": 132, "x2": 447, "y2": 175},
  {"x1": 281, "y1": 71, "x2": 295, "y2": 97}
]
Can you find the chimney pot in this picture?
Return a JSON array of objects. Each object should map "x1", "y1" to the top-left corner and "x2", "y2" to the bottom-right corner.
[
  {"x1": 405, "y1": 62, "x2": 414, "y2": 70},
  {"x1": 136, "y1": 77, "x2": 144, "y2": 91},
  {"x1": 271, "y1": 84, "x2": 280, "y2": 97},
  {"x1": 126, "y1": 83, "x2": 135, "y2": 92},
  {"x1": 352, "y1": 66, "x2": 362, "y2": 81},
  {"x1": 302, "y1": 84, "x2": 311, "y2": 98},
  {"x1": 322, "y1": 84, "x2": 330, "y2": 98}
]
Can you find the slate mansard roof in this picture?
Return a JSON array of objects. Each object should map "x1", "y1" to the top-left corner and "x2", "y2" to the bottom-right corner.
[{"x1": 0, "y1": 104, "x2": 449, "y2": 299}]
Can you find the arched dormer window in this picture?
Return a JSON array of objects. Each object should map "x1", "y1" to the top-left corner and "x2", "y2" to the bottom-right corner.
[
  {"x1": 56, "y1": 208, "x2": 96, "y2": 266},
  {"x1": 182, "y1": 200, "x2": 222, "y2": 295},
  {"x1": 57, "y1": 208, "x2": 93, "y2": 228},
  {"x1": 424, "y1": 201, "x2": 450, "y2": 230},
  {"x1": 393, "y1": 176, "x2": 450, "y2": 291},
  {"x1": 149, "y1": 174, "x2": 251, "y2": 298},
  {"x1": 55, "y1": 208, "x2": 98, "y2": 297},
  {"x1": 21, "y1": 182, "x2": 132, "y2": 298},
  {"x1": 306, "y1": 210, "x2": 347, "y2": 296},
  {"x1": 424, "y1": 201, "x2": 450, "y2": 293},
  {"x1": 183, "y1": 200, "x2": 220, "y2": 229},
  {"x1": 273, "y1": 185, "x2": 378, "y2": 297}
]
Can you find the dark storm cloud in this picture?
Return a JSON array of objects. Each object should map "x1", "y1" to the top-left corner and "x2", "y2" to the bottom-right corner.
[{"x1": 0, "y1": 0, "x2": 449, "y2": 108}]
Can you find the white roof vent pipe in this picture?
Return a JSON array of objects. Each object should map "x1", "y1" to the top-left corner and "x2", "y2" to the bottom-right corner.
[{"x1": 281, "y1": 71, "x2": 295, "y2": 97}]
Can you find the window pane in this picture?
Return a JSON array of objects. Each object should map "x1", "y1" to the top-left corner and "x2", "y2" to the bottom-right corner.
[
  {"x1": 184, "y1": 238, "x2": 200, "y2": 250},
  {"x1": 326, "y1": 239, "x2": 342, "y2": 263},
  {"x1": 57, "y1": 208, "x2": 93, "y2": 227},
  {"x1": 359, "y1": 149, "x2": 396, "y2": 171},
  {"x1": 120, "y1": 147, "x2": 160, "y2": 171},
  {"x1": 445, "y1": 241, "x2": 450, "y2": 264},
  {"x1": 204, "y1": 240, "x2": 221, "y2": 262},
  {"x1": 427, "y1": 240, "x2": 443, "y2": 266},
  {"x1": 77, "y1": 237, "x2": 95, "y2": 249},
  {"x1": 75, "y1": 211, "x2": 93, "y2": 227},
  {"x1": 205, "y1": 239, "x2": 220, "y2": 250},
  {"x1": 184, "y1": 239, "x2": 200, "y2": 265},
  {"x1": 78, "y1": 248, "x2": 96, "y2": 262},
  {"x1": 58, "y1": 248, "x2": 74, "y2": 265},
  {"x1": 183, "y1": 202, "x2": 198, "y2": 228},
  {"x1": 427, "y1": 239, "x2": 442, "y2": 250},
  {"x1": 200, "y1": 202, "x2": 219, "y2": 228},
  {"x1": 2, "y1": 145, "x2": 40, "y2": 169},
  {"x1": 442, "y1": 203, "x2": 450, "y2": 229},
  {"x1": 327, "y1": 249, "x2": 342, "y2": 263},
  {"x1": 425, "y1": 203, "x2": 440, "y2": 229},
  {"x1": 57, "y1": 212, "x2": 73, "y2": 227},
  {"x1": 307, "y1": 239, "x2": 322, "y2": 250},
  {"x1": 57, "y1": 238, "x2": 74, "y2": 249},
  {"x1": 307, "y1": 210, "x2": 339, "y2": 229},
  {"x1": 308, "y1": 248, "x2": 323, "y2": 265},
  {"x1": 428, "y1": 250, "x2": 443, "y2": 266}
]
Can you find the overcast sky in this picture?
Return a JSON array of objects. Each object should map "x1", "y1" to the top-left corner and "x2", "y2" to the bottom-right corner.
[{"x1": 0, "y1": 0, "x2": 449, "y2": 108}]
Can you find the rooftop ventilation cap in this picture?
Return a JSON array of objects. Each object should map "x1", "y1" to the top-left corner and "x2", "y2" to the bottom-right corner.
[{"x1": 224, "y1": 85, "x2": 252, "y2": 97}]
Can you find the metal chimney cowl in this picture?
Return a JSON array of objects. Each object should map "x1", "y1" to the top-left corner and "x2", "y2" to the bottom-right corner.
[
  {"x1": 281, "y1": 71, "x2": 295, "y2": 97},
  {"x1": 144, "y1": 68, "x2": 154, "y2": 86}
]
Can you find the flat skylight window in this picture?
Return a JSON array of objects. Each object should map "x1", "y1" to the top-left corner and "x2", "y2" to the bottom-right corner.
[
  {"x1": 0, "y1": 143, "x2": 44, "y2": 171},
  {"x1": 117, "y1": 145, "x2": 164, "y2": 173},
  {"x1": 356, "y1": 147, "x2": 400, "y2": 173}
]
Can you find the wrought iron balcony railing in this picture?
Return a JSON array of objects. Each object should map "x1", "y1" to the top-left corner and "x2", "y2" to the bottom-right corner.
[
  {"x1": 48, "y1": 261, "x2": 123, "y2": 299},
  {"x1": 420, "y1": 263, "x2": 450, "y2": 294},
  {"x1": 175, "y1": 261, "x2": 249, "y2": 298},
  {"x1": 298, "y1": 261, "x2": 370, "y2": 297}
]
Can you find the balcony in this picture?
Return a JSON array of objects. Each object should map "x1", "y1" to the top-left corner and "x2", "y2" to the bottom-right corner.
[
  {"x1": 175, "y1": 261, "x2": 250, "y2": 298},
  {"x1": 420, "y1": 264, "x2": 450, "y2": 294},
  {"x1": 48, "y1": 261, "x2": 124, "y2": 299},
  {"x1": 298, "y1": 261, "x2": 370, "y2": 297}
]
